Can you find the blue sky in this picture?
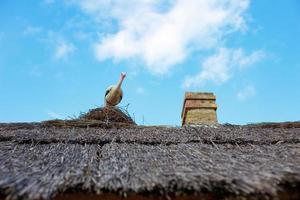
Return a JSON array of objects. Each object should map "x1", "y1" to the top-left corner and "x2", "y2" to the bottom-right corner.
[{"x1": 0, "y1": 0, "x2": 299, "y2": 125}]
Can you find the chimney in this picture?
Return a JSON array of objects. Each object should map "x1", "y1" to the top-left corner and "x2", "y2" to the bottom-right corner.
[{"x1": 181, "y1": 92, "x2": 218, "y2": 125}]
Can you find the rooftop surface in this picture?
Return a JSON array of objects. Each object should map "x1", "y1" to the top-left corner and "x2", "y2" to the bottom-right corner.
[{"x1": 0, "y1": 122, "x2": 299, "y2": 200}]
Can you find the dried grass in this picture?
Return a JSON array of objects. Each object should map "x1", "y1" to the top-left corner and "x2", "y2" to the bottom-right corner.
[{"x1": 42, "y1": 106, "x2": 136, "y2": 129}]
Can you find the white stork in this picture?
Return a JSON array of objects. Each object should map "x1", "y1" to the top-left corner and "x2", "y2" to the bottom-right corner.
[{"x1": 104, "y1": 72, "x2": 126, "y2": 106}]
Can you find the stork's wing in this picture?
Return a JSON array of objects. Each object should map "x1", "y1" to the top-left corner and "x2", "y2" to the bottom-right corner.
[
  {"x1": 105, "y1": 87, "x2": 112, "y2": 97},
  {"x1": 119, "y1": 92, "x2": 123, "y2": 102}
]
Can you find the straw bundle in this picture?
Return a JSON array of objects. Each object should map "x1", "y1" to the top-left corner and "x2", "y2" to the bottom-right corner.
[{"x1": 42, "y1": 107, "x2": 136, "y2": 129}]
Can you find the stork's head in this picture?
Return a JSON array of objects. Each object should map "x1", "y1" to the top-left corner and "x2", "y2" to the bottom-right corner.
[{"x1": 120, "y1": 72, "x2": 126, "y2": 80}]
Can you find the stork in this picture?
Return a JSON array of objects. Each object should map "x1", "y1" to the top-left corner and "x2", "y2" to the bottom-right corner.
[{"x1": 104, "y1": 72, "x2": 126, "y2": 106}]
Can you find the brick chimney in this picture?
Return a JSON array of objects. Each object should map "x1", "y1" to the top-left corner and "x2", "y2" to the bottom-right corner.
[{"x1": 181, "y1": 92, "x2": 218, "y2": 125}]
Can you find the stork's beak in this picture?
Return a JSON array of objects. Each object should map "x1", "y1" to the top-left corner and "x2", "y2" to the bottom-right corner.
[{"x1": 121, "y1": 72, "x2": 126, "y2": 79}]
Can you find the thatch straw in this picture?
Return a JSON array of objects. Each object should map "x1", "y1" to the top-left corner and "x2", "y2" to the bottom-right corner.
[
  {"x1": 246, "y1": 121, "x2": 300, "y2": 129},
  {"x1": 0, "y1": 124, "x2": 299, "y2": 145},
  {"x1": 0, "y1": 123, "x2": 299, "y2": 200}
]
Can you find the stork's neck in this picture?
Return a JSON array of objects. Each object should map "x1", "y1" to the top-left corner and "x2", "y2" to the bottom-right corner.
[{"x1": 116, "y1": 75, "x2": 125, "y2": 89}]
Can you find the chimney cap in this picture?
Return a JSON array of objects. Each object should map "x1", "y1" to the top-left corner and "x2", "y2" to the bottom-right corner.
[{"x1": 184, "y1": 92, "x2": 216, "y2": 100}]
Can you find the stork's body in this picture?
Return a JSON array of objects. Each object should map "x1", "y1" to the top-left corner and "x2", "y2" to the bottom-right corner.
[{"x1": 104, "y1": 73, "x2": 126, "y2": 106}]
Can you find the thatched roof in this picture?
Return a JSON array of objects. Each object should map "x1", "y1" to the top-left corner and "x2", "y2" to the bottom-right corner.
[{"x1": 0, "y1": 121, "x2": 299, "y2": 200}]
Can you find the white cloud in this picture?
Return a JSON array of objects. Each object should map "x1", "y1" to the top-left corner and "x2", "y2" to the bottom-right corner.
[
  {"x1": 69, "y1": 0, "x2": 250, "y2": 74},
  {"x1": 44, "y1": 0, "x2": 55, "y2": 5},
  {"x1": 183, "y1": 48, "x2": 264, "y2": 88},
  {"x1": 0, "y1": 32, "x2": 4, "y2": 41},
  {"x1": 136, "y1": 87, "x2": 148, "y2": 95},
  {"x1": 237, "y1": 50, "x2": 265, "y2": 69},
  {"x1": 47, "y1": 111, "x2": 63, "y2": 119},
  {"x1": 237, "y1": 85, "x2": 256, "y2": 101},
  {"x1": 29, "y1": 66, "x2": 42, "y2": 77},
  {"x1": 54, "y1": 42, "x2": 76, "y2": 60},
  {"x1": 23, "y1": 26, "x2": 42, "y2": 35}
]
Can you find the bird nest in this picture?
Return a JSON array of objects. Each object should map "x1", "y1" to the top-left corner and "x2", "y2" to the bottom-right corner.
[
  {"x1": 42, "y1": 106, "x2": 136, "y2": 128},
  {"x1": 80, "y1": 106, "x2": 135, "y2": 124}
]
